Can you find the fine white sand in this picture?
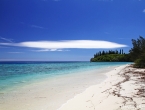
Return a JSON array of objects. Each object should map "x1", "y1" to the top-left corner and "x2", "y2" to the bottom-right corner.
[
  {"x1": 0, "y1": 66, "x2": 117, "y2": 110},
  {"x1": 58, "y1": 65, "x2": 145, "y2": 110},
  {"x1": 1, "y1": 65, "x2": 144, "y2": 110}
]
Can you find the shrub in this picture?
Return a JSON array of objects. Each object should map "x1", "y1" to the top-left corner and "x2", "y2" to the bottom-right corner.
[{"x1": 134, "y1": 57, "x2": 145, "y2": 68}]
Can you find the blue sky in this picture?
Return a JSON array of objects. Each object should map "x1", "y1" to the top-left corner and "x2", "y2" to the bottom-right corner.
[{"x1": 0, "y1": 0, "x2": 145, "y2": 61}]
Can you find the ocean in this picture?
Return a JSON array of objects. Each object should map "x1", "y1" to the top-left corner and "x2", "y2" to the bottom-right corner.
[{"x1": 0, "y1": 61, "x2": 130, "y2": 93}]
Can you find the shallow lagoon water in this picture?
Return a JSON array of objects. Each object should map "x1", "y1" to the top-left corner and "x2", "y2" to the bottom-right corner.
[
  {"x1": 0, "y1": 61, "x2": 131, "y2": 92},
  {"x1": 0, "y1": 62, "x2": 132, "y2": 110}
]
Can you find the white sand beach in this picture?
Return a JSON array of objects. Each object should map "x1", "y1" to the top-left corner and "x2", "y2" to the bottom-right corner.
[
  {"x1": 0, "y1": 66, "x2": 116, "y2": 110},
  {"x1": 58, "y1": 65, "x2": 145, "y2": 110},
  {"x1": 0, "y1": 64, "x2": 144, "y2": 110}
]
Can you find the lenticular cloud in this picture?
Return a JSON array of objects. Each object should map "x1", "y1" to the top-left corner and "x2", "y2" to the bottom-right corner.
[{"x1": 0, "y1": 40, "x2": 127, "y2": 49}]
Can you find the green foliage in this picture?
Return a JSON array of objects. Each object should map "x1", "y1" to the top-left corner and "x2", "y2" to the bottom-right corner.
[
  {"x1": 129, "y1": 36, "x2": 145, "y2": 61},
  {"x1": 91, "y1": 49, "x2": 132, "y2": 62},
  {"x1": 90, "y1": 54, "x2": 131, "y2": 62},
  {"x1": 93, "y1": 49, "x2": 124, "y2": 58},
  {"x1": 91, "y1": 36, "x2": 145, "y2": 68},
  {"x1": 134, "y1": 58, "x2": 145, "y2": 68},
  {"x1": 129, "y1": 36, "x2": 145, "y2": 68},
  {"x1": 133, "y1": 52, "x2": 145, "y2": 68}
]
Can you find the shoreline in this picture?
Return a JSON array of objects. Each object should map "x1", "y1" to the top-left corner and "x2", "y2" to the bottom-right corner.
[
  {"x1": 0, "y1": 65, "x2": 118, "y2": 110},
  {"x1": 58, "y1": 64, "x2": 145, "y2": 110}
]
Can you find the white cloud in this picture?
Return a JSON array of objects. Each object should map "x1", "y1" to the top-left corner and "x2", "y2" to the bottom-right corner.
[
  {"x1": 0, "y1": 40, "x2": 127, "y2": 50},
  {"x1": 143, "y1": 9, "x2": 145, "y2": 13},
  {"x1": 0, "y1": 37, "x2": 13, "y2": 43},
  {"x1": 32, "y1": 49, "x2": 69, "y2": 52}
]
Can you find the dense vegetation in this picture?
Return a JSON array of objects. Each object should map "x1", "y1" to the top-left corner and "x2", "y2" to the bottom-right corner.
[
  {"x1": 90, "y1": 49, "x2": 132, "y2": 62},
  {"x1": 90, "y1": 36, "x2": 145, "y2": 68},
  {"x1": 129, "y1": 36, "x2": 145, "y2": 68}
]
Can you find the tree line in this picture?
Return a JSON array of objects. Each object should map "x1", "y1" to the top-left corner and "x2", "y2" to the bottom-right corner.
[
  {"x1": 94, "y1": 49, "x2": 124, "y2": 58},
  {"x1": 91, "y1": 36, "x2": 145, "y2": 68}
]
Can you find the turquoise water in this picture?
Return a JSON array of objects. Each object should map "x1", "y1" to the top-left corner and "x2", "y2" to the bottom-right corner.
[{"x1": 0, "y1": 61, "x2": 131, "y2": 92}]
